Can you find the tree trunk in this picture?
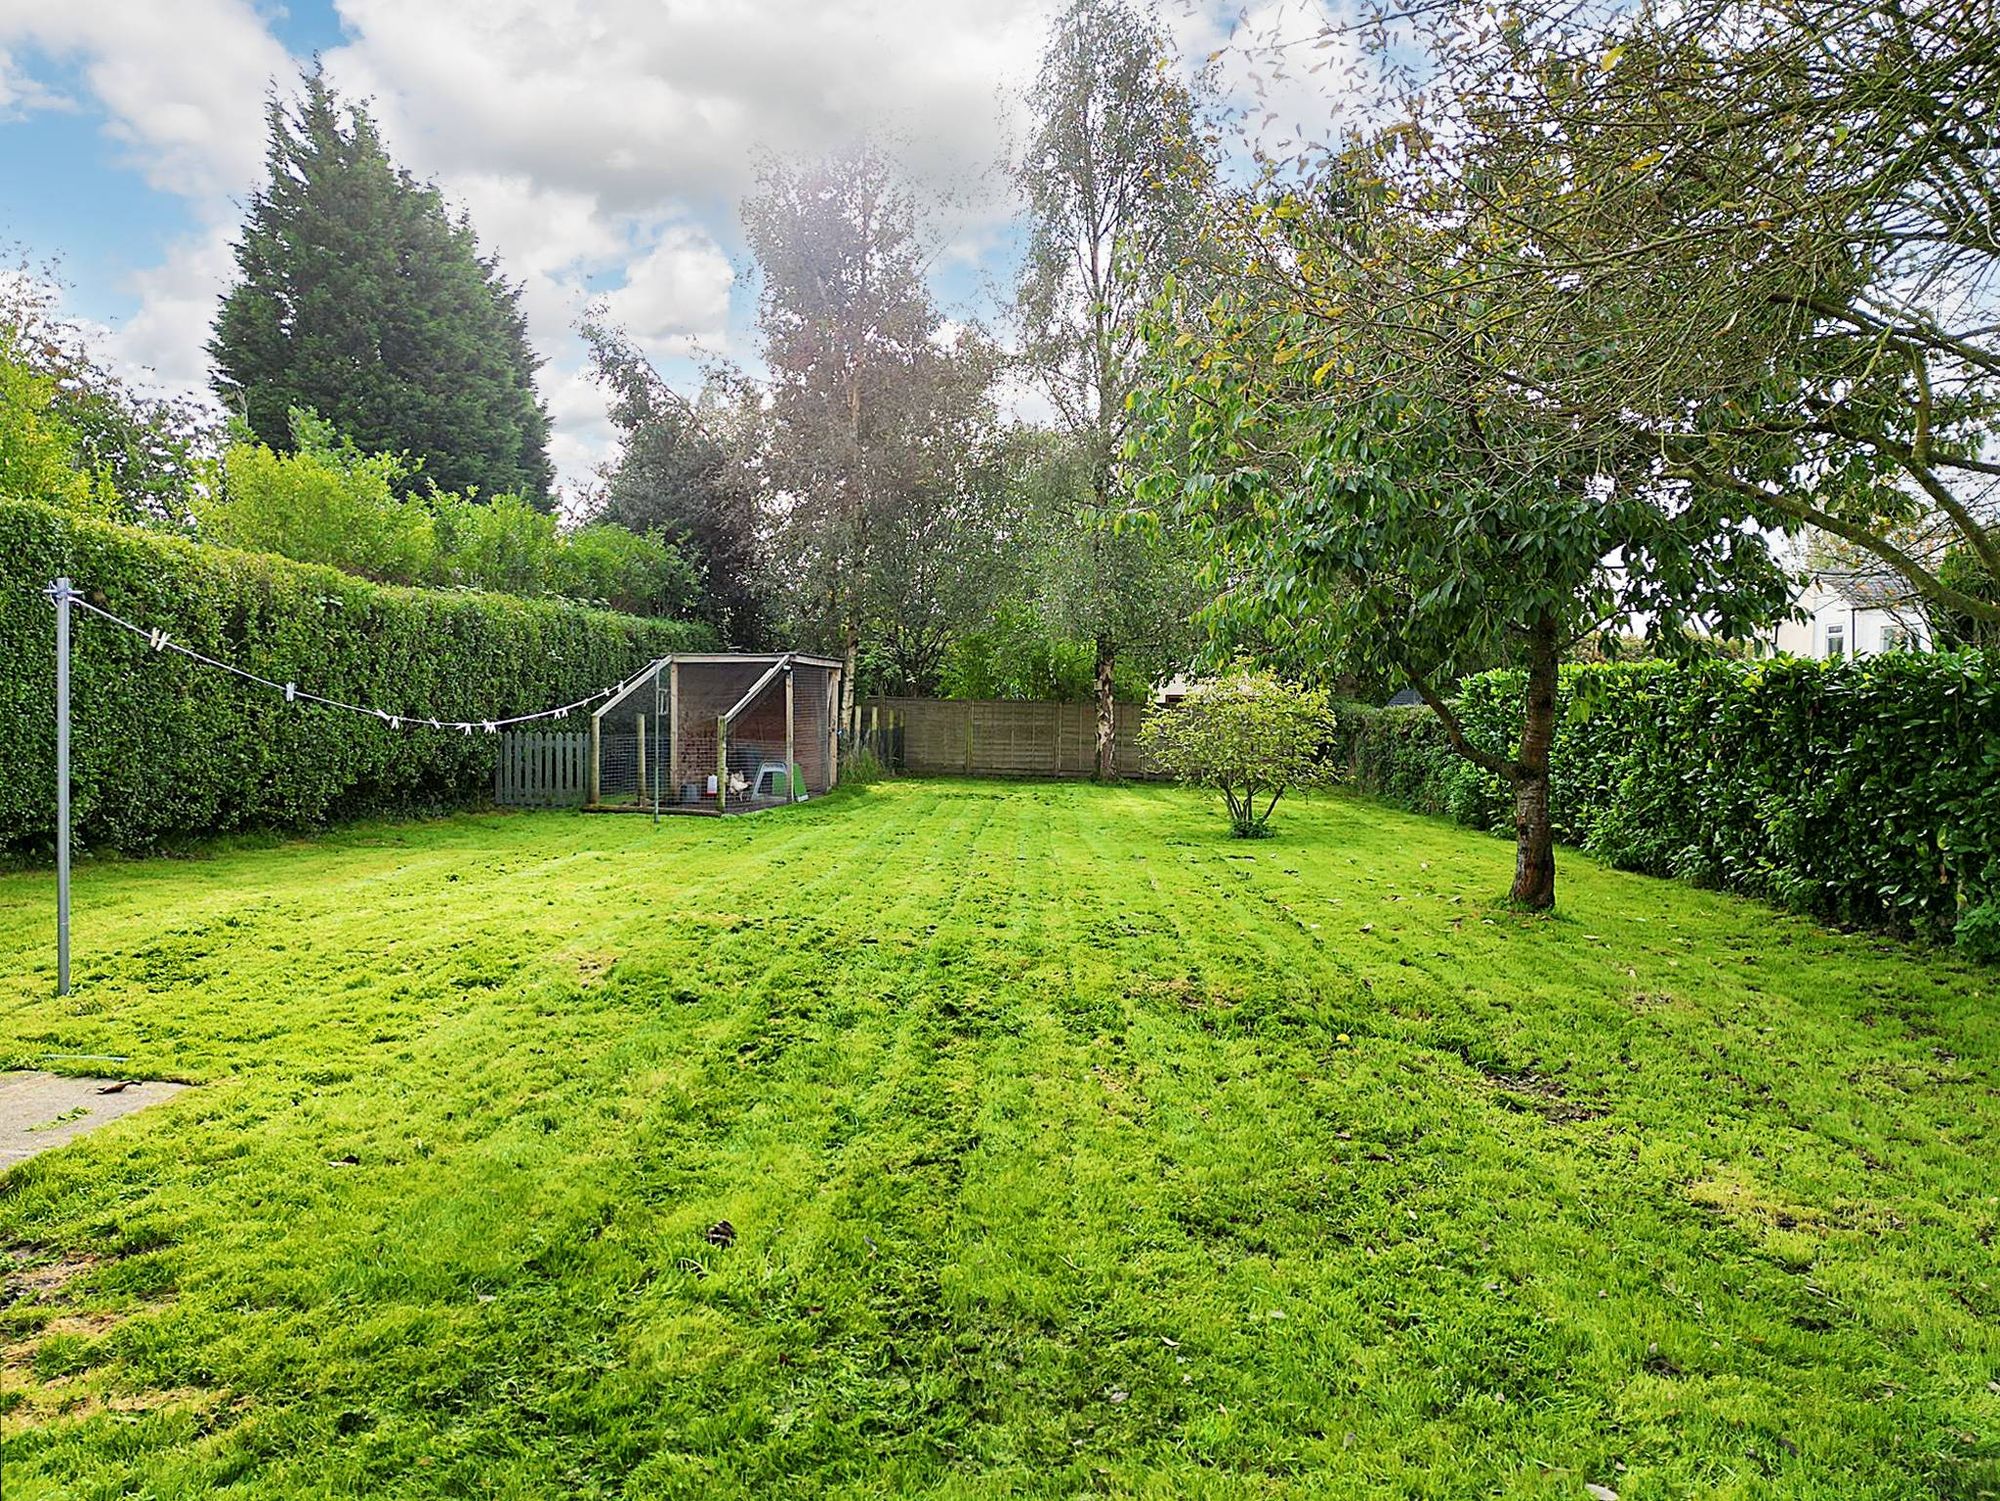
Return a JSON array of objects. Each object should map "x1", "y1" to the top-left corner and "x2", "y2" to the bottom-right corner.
[
  {"x1": 1093, "y1": 636, "x2": 1116, "y2": 780},
  {"x1": 842, "y1": 618, "x2": 860, "y2": 744},
  {"x1": 1509, "y1": 614, "x2": 1560, "y2": 909}
]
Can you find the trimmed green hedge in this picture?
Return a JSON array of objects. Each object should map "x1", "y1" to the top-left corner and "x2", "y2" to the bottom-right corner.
[
  {"x1": 1, "y1": 498, "x2": 711, "y2": 853},
  {"x1": 1337, "y1": 656, "x2": 2000, "y2": 954}
]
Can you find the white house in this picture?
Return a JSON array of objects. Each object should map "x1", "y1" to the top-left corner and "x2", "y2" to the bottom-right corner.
[{"x1": 1766, "y1": 574, "x2": 1931, "y2": 660}]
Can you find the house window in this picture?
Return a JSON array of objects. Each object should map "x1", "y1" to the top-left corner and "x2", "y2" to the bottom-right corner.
[
  {"x1": 1881, "y1": 624, "x2": 1912, "y2": 652},
  {"x1": 1824, "y1": 623, "x2": 1846, "y2": 658}
]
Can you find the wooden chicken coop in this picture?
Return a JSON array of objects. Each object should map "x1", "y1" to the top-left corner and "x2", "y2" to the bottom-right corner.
[{"x1": 588, "y1": 653, "x2": 843, "y2": 814}]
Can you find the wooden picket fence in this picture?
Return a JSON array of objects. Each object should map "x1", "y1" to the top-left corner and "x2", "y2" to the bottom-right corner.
[{"x1": 495, "y1": 730, "x2": 591, "y2": 807}]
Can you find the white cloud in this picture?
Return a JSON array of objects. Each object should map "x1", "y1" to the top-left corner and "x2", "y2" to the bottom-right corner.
[
  {"x1": 443, "y1": 171, "x2": 629, "y2": 342},
  {"x1": 0, "y1": 44, "x2": 73, "y2": 117},
  {"x1": 601, "y1": 224, "x2": 734, "y2": 355},
  {"x1": 992, "y1": 361, "x2": 1058, "y2": 429},
  {"x1": 0, "y1": 0, "x2": 288, "y2": 198},
  {"x1": 107, "y1": 219, "x2": 237, "y2": 398},
  {"x1": 1182, "y1": 0, "x2": 1376, "y2": 165},
  {"x1": 0, "y1": 0, "x2": 287, "y2": 407},
  {"x1": 540, "y1": 361, "x2": 616, "y2": 518},
  {"x1": 322, "y1": 0, "x2": 1057, "y2": 216}
]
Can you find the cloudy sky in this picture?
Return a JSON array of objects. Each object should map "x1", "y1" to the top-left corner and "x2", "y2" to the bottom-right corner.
[{"x1": 0, "y1": 0, "x2": 1344, "y2": 504}]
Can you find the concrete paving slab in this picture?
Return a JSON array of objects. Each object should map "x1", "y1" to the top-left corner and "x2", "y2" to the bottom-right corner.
[{"x1": 0, "y1": 1071, "x2": 188, "y2": 1170}]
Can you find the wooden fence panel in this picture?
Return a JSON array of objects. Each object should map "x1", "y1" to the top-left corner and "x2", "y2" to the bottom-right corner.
[
  {"x1": 895, "y1": 699, "x2": 974, "y2": 774},
  {"x1": 1055, "y1": 701, "x2": 1095, "y2": 774},
  {"x1": 495, "y1": 730, "x2": 591, "y2": 806},
  {"x1": 971, "y1": 701, "x2": 1058, "y2": 775},
  {"x1": 863, "y1": 698, "x2": 1164, "y2": 779}
]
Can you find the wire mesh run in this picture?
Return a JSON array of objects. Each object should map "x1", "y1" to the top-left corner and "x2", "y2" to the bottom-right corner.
[{"x1": 589, "y1": 654, "x2": 842, "y2": 815}]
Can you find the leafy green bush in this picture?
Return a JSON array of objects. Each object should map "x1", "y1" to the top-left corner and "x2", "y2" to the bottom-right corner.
[
  {"x1": 1336, "y1": 655, "x2": 2000, "y2": 950},
  {"x1": 0, "y1": 497, "x2": 711, "y2": 853},
  {"x1": 837, "y1": 742, "x2": 887, "y2": 787},
  {"x1": 198, "y1": 409, "x2": 697, "y2": 617},
  {"x1": 1954, "y1": 904, "x2": 2000, "y2": 965},
  {"x1": 3, "y1": 277, "x2": 216, "y2": 524},
  {"x1": 201, "y1": 410, "x2": 435, "y2": 582},
  {"x1": 548, "y1": 521, "x2": 701, "y2": 619},
  {"x1": 0, "y1": 326, "x2": 114, "y2": 515},
  {"x1": 1141, "y1": 670, "x2": 1337, "y2": 837},
  {"x1": 1338, "y1": 702, "x2": 1508, "y2": 826},
  {"x1": 1932, "y1": 548, "x2": 1999, "y2": 651},
  {"x1": 940, "y1": 599, "x2": 1151, "y2": 702}
]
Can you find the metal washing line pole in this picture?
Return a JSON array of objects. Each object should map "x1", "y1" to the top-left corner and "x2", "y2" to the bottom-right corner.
[{"x1": 54, "y1": 577, "x2": 71, "y2": 997}]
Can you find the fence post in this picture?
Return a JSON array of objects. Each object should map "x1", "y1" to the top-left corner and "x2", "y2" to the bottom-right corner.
[
  {"x1": 716, "y1": 715, "x2": 729, "y2": 811},
  {"x1": 634, "y1": 715, "x2": 646, "y2": 808},
  {"x1": 588, "y1": 716, "x2": 600, "y2": 806},
  {"x1": 668, "y1": 661, "x2": 681, "y2": 802}
]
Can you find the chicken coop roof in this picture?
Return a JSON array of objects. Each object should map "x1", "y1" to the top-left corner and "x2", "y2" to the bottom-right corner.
[{"x1": 593, "y1": 653, "x2": 842, "y2": 721}]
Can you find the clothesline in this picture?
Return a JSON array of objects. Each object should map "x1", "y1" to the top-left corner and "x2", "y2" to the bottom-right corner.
[{"x1": 44, "y1": 580, "x2": 633, "y2": 733}]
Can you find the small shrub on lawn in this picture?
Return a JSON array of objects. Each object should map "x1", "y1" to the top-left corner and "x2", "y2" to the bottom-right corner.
[{"x1": 1141, "y1": 669, "x2": 1336, "y2": 837}]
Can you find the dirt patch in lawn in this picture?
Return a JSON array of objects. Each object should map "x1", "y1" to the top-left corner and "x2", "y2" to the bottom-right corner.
[
  {"x1": 1478, "y1": 1065, "x2": 1610, "y2": 1124},
  {"x1": 1, "y1": 1247, "x2": 104, "y2": 1303}
]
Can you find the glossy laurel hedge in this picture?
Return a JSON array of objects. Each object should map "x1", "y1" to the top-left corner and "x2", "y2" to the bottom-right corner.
[
  {"x1": 1337, "y1": 656, "x2": 2000, "y2": 956},
  {"x1": 1, "y1": 498, "x2": 711, "y2": 854}
]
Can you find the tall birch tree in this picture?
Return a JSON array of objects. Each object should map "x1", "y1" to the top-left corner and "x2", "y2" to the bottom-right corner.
[{"x1": 1015, "y1": 0, "x2": 1213, "y2": 775}]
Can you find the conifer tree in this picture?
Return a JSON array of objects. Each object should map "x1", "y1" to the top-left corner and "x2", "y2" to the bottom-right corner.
[{"x1": 210, "y1": 68, "x2": 553, "y2": 504}]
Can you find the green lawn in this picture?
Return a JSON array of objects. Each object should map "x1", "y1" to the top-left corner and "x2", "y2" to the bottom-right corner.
[{"x1": 0, "y1": 780, "x2": 1994, "y2": 1499}]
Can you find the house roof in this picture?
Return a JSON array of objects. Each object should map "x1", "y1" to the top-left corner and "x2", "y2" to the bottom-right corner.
[{"x1": 1816, "y1": 572, "x2": 1911, "y2": 610}]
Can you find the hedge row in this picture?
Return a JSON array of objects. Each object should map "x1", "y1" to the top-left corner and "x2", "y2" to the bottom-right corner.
[
  {"x1": 1336, "y1": 655, "x2": 2000, "y2": 953},
  {"x1": 1, "y1": 498, "x2": 712, "y2": 853}
]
